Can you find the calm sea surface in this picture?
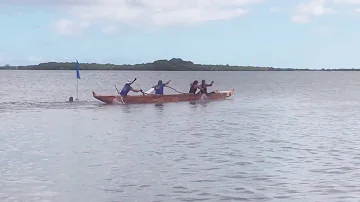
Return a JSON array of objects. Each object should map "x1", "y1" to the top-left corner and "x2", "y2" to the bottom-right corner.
[{"x1": 1, "y1": 70, "x2": 360, "y2": 202}]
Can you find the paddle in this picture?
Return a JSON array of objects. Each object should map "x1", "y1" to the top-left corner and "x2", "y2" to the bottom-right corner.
[
  {"x1": 165, "y1": 86, "x2": 186, "y2": 94},
  {"x1": 136, "y1": 84, "x2": 147, "y2": 95},
  {"x1": 114, "y1": 85, "x2": 120, "y2": 94},
  {"x1": 113, "y1": 85, "x2": 125, "y2": 103}
]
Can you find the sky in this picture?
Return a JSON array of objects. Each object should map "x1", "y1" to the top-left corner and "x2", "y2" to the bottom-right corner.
[{"x1": 0, "y1": 0, "x2": 360, "y2": 69}]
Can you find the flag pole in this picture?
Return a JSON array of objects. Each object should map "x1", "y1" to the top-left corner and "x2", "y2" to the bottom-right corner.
[
  {"x1": 75, "y1": 59, "x2": 80, "y2": 101},
  {"x1": 76, "y1": 78, "x2": 79, "y2": 100}
]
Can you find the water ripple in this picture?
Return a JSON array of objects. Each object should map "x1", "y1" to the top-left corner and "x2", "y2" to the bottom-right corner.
[{"x1": 1, "y1": 71, "x2": 360, "y2": 201}]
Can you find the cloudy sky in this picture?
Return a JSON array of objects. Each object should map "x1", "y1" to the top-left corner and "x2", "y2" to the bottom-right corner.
[{"x1": 0, "y1": 0, "x2": 359, "y2": 69}]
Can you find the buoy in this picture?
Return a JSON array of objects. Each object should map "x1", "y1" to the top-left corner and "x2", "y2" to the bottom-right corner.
[{"x1": 69, "y1": 97, "x2": 74, "y2": 102}]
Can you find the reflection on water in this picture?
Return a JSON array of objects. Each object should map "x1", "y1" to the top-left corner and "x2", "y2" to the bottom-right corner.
[
  {"x1": 119, "y1": 104, "x2": 133, "y2": 114},
  {"x1": 154, "y1": 103, "x2": 164, "y2": 108},
  {"x1": 1, "y1": 71, "x2": 360, "y2": 201},
  {"x1": 189, "y1": 100, "x2": 210, "y2": 108}
]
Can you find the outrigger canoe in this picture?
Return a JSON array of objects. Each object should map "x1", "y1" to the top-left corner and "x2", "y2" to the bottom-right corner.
[{"x1": 92, "y1": 89, "x2": 234, "y2": 104}]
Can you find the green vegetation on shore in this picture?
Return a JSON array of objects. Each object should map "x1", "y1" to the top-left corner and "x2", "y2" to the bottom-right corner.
[{"x1": 0, "y1": 58, "x2": 356, "y2": 71}]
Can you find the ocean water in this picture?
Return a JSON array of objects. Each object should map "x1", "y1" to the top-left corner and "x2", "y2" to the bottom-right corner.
[{"x1": 1, "y1": 70, "x2": 360, "y2": 202}]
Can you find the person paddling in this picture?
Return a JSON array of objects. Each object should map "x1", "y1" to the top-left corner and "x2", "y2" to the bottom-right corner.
[
  {"x1": 153, "y1": 80, "x2": 171, "y2": 95},
  {"x1": 199, "y1": 80, "x2": 214, "y2": 94},
  {"x1": 119, "y1": 78, "x2": 143, "y2": 96},
  {"x1": 189, "y1": 80, "x2": 203, "y2": 94}
]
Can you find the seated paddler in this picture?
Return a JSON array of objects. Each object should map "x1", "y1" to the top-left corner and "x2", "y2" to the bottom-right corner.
[
  {"x1": 198, "y1": 80, "x2": 214, "y2": 94},
  {"x1": 153, "y1": 80, "x2": 171, "y2": 95},
  {"x1": 119, "y1": 78, "x2": 143, "y2": 96},
  {"x1": 189, "y1": 80, "x2": 203, "y2": 94}
]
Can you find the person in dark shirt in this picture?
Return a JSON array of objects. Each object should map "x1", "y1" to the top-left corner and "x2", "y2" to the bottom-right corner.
[
  {"x1": 188, "y1": 80, "x2": 203, "y2": 94},
  {"x1": 199, "y1": 80, "x2": 214, "y2": 94},
  {"x1": 153, "y1": 80, "x2": 171, "y2": 95},
  {"x1": 119, "y1": 79, "x2": 143, "y2": 96}
]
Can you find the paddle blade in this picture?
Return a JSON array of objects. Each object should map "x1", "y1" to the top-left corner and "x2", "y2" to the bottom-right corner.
[{"x1": 145, "y1": 88, "x2": 155, "y2": 94}]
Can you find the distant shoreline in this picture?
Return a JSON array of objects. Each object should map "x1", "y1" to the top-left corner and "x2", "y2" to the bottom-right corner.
[{"x1": 0, "y1": 58, "x2": 358, "y2": 71}]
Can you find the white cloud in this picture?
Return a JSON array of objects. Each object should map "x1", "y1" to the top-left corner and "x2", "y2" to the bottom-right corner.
[
  {"x1": 292, "y1": 15, "x2": 312, "y2": 23},
  {"x1": 55, "y1": 19, "x2": 90, "y2": 35},
  {"x1": 313, "y1": 26, "x2": 331, "y2": 35},
  {"x1": 151, "y1": 8, "x2": 248, "y2": 26},
  {"x1": 102, "y1": 25, "x2": 118, "y2": 34},
  {"x1": 26, "y1": 56, "x2": 64, "y2": 64},
  {"x1": 269, "y1": 6, "x2": 281, "y2": 13},
  {"x1": 292, "y1": 0, "x2": 334, "y2": 23},
  {"x1": 47, "y1": 0, "x2": 263, "y2": 35},
  {"x1": 0, "y1": 0, "x2": 91, "y2": 5},
  {"x1": 27, "y1": 56, "x2": 44, "y2": 63},
  {"x1": 5, "y1": 0, "x2": 359, "y2": 35},
  {"x1": 333, "y1": 0, "x2": 360, "y2": 4},
  {"x1": 0, "y1": 55, "x2": 76, "y2": 66}
]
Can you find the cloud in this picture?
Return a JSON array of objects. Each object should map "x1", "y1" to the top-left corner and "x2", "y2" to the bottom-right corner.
[
  {"x1": 27, "y1": 56, "x2": 48, "y2": 64},
  {"x1": 37, "y1": 0, "x2": 263, "y2": 35},
  {"x1": 292, "y1": 15, "x2": 312, "y2": 23},
  {"x1": 269, "y1": 6, "x2": 281, "y2": 13},
  {"x1": 0, "y1": 0, "x2": 91, "y2": 5},
  {"x1": 333, "y1": 0, "x2": 360, "y2": 4},
  {"x1": 0, "y1": 55, "x2": 76, "y2": 66},
  {"x1": 292, "y1": 0, "x2": 334, "y2": 23},
  {"x1": 5, "y1": 0, "x2": 357, "y2": 35},
  {"x1": 55, "y1": 19, "x2": 90, "y2": 35},
  {"x1": 102, "y1": 25, "x2": 118, "y2": 34},
  {"x1": 313, "y1": 26, "x2": 331, "y2": 35}
]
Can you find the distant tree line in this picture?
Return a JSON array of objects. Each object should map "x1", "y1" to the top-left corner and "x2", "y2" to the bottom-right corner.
[{"x1": 0, "y1": 58, "x2": 357, "y2": 71}]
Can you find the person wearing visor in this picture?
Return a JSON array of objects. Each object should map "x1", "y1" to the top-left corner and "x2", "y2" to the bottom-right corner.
[{"x1": 119, "y1": 78, "x2": 143, "y2": 96}]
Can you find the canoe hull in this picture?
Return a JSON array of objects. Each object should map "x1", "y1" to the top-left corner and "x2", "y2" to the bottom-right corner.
[{"x1": 92, "y1": 89, "x2": 234, "y2": 105}]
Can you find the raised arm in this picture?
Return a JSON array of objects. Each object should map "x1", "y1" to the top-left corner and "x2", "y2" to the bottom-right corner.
[
  {"x1": 130, "y1": 78, "x2": 137, "y2": 85},
  {"x1": 165, "y1": 80, "x2": 171, "y2": 86}
]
